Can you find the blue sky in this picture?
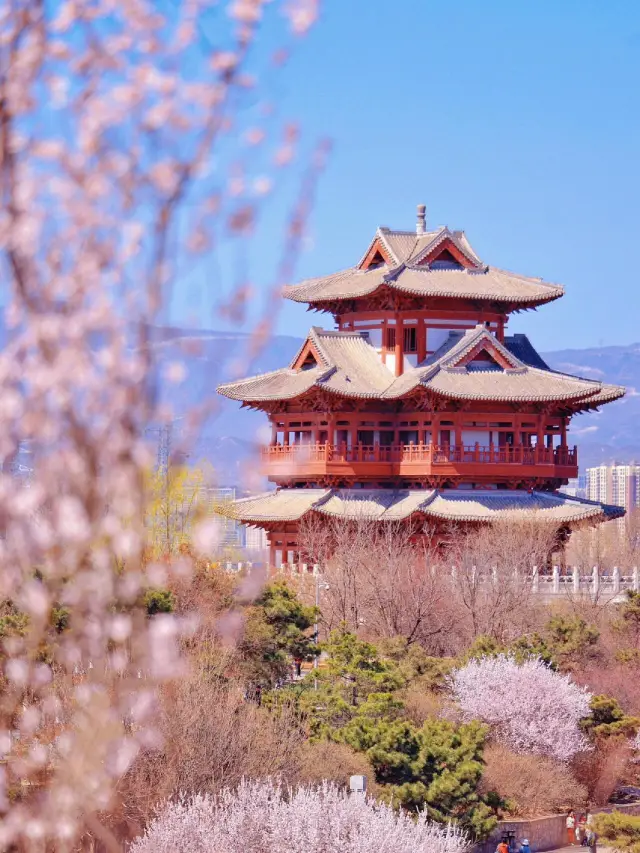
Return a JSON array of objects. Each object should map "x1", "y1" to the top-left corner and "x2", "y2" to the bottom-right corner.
[{"x1": 172, "y1": 0, "x2": 640, "y2": 353}]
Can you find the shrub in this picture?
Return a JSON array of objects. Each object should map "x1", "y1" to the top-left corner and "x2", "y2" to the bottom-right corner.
[
  {"x1": 294, "y1": 741, "x2": 378, "y2": 794},
  {"x1": 449, "y1": 654, "x2": 592, "y2": 761},
  {"x1": 581, "y1": 695, "x2": 640, "y2": 740},
  {"x1": 479, "y1": 743, "x2": 587, "y2": 817},
  {"x1": 144, "y1": 588, "x2": 175, "y2": 616},
  {"x1": 572, "y1": 740, "x2": 631, "y2": 806},
  {"x1": 593, "y1": 810, "x2": 640, "y2": 853},
  {"x1": 129, "y1": 779, "x2": 469, "y2": 853}
]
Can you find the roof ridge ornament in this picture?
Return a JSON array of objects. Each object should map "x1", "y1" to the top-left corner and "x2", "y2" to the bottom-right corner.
[{"x1": 416, "y1": 203, "x2": 426, "y2": 235}]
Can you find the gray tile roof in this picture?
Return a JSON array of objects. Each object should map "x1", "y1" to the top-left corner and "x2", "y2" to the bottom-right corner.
[
  {"x1": 284, "y1": 226, "x2": 564, "y2": 308},
  {"x1": 219, "y1": 487, "x2": 624, "y2": 525},
  {"x1": 383, "y1": 326, "x2": 625, "y2": 404},
  {"x1": 218, "y1": 327, "x2": 392, "y2": 402},
  {"x1": 218, "y1": 324, "x2": 625, "y2": 409}
]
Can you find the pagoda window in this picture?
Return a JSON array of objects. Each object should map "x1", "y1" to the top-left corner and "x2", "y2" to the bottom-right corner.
[
  {"x1": 403, "y1": 326, "x2": 418, "y2": 353},
  {"x1": 337, "y1": 428, "x2": 350, "y2": 447},
  {"x1": 462, "y1": 429, "x2": 491, "y2": 446},
  {"x1": 400, "y1": 430, "x2": 419, "y2": 445},
  {"x1": 357, "y1": 429, "x2": 374, "y2": 445},
  {"x1": 385, "y1": 327, "x2": 396, "y2": 350},
  {"x1": 380, "y1": 431, "x2": 394, "y2": 446}
]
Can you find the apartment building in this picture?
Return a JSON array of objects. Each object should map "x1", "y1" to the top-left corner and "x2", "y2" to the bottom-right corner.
[{"x1": 586, "y1": 464, "x2": 640, "y2": 513}]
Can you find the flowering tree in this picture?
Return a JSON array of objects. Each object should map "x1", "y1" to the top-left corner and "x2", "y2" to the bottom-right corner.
[
  {"x1": 0, "y1": 0, "x2": 321, "y2": 847},
  {"x1": 129, "y1": 779, "x2": 469, "y2": 853},
  {"x1": 449, "y1": 654, "x2": 592, "y2": 761}
]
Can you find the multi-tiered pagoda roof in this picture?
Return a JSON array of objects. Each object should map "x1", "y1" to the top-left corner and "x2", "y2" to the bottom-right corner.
[
  {"x1": 217, "y1": 206, "x2": 624, "y2": 564},
  {"x1": 283, "y1": 225, "x2": 564, "y2": 313},
  {"x1": 220, "y1": 324, "x2": 622, "y2": 411}
]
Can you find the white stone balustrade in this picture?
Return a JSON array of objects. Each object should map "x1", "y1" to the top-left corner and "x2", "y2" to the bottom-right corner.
[{"x1": 220, "y1": 562, "x2": 640, "y2": 600}]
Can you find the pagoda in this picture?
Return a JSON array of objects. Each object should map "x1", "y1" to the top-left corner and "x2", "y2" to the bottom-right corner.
[{"x1": 218, "y1": 205, "x2": 624, "y2": 566}]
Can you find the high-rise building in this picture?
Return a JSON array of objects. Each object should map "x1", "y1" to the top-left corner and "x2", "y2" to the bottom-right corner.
[
  {"x1": 218, "y1": 204, "x2": 625, "y2": 566},
  {"x1": 586, "y1": 464, "x2": 640, "y2": 514},
  {"x1": 206, "y1": 487, "x2": 245, "y2": 549},
  {"x1": 244, "y1": 525, "x2": 268, "y2": 555}
]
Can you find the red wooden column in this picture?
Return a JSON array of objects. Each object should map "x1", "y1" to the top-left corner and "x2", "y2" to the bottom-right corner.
[
  {"x1": 327, "y1": 412, "x2": 336, "y2": 447},
  {"x1": 535, "y1": 416, "x2": 544, "y2": 463},
  {"x1": 395, "y1": 314, "x2": 403, "y2": 377},
  {"x1": 560, "y1": 417, "x2": 567, "y2": 447},
  {"x1": 454, "y1": 414, "x2": 462, "y2": 451},
  {"x1": 271, "y1": 420, "x2": 277, "y2": 445},
  {"x1": 432, "y1": 414, "x2": 440, "y2": 446}
]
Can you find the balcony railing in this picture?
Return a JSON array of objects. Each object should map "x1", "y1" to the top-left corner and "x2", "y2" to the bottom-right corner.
[{"x1": 261, "y1": 442, "x2": 578, "y2": 479}]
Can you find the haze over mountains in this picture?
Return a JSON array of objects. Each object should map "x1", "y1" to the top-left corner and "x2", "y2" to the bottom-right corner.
[{"x1": 143, "y1": 326, "x2": 640, "y2": 486}]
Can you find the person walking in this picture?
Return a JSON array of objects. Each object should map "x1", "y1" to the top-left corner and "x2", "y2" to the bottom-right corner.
[
  {"x1": 497, "y1": 840, "x2": 509, "y2": 853},
  {"x1": 585, "y1": 811, "x2": 596, "y2": 853},
  {"x1": 519, "y1": 839, "x2": 531, "y2": 853},
  {"x1": 567, "y1": 811, "x2": 577, "y2": 845},
  {"x1": 576, "y1": 814, "x2": 585, "y2": 846}
]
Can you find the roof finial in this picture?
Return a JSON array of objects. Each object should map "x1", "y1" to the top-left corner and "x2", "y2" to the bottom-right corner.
[{"x1": 416, "y1": 203, "x2": 426, "y2": 236}]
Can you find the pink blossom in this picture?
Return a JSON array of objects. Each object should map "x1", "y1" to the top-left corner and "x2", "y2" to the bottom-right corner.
[
  {"x1": 449, "y1": 654, "x2": 592, "y2": 761},
  {"x1": 130, "y1": 779, "x2": 468, "y2": 853}
]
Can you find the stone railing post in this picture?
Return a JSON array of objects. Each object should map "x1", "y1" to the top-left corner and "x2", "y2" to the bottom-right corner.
[
  {"x1": 613, "y1": 565, "x2": 621, "y2": 594},
  {"x1": 302, "y1": 563, "x2": 308, "y2": 573},
  {"x1": 573, "y1": 566, "x2": 580, "y2": 594},
  {"x1": 552, "y1": 565, "x2": 560, "y2": 594},
  {"x1": 592, "y1": 565, "x2": 600, "y2": 596},
  {"x1": 634, "y1": 567, "x2": 640, "y2": 592},
  {"x1": 532, "y1": 565, "x2": 539, "y2": 593}
]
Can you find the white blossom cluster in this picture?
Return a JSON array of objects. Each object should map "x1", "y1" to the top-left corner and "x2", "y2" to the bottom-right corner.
[
  {"x1": 130, "y1": 779, "x2": 469, "y2": 853},
  {"x1": 449, "y1": 654, "x2": 592, "y2": 761}
]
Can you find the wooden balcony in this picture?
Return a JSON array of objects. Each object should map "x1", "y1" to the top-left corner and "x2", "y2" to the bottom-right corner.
[{"x1": 261, "y1": 442, "x2": 578, "y2": 483}]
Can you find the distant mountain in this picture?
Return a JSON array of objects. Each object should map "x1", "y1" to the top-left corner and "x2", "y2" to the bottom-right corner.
[
  {"x1": 142, "y1": 326, "x2": 640, "y2": 481},
  {"x1": 541, "y1": 343, "x2": 640, "y2": 468},
  {"x1": 140, "y1": 326, "x2": 304, "y2": 485}
]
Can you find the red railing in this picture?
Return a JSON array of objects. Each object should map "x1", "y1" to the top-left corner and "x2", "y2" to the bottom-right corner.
[{"x1": 261, "y1": 443, "x2": 577, "y2": 467}]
